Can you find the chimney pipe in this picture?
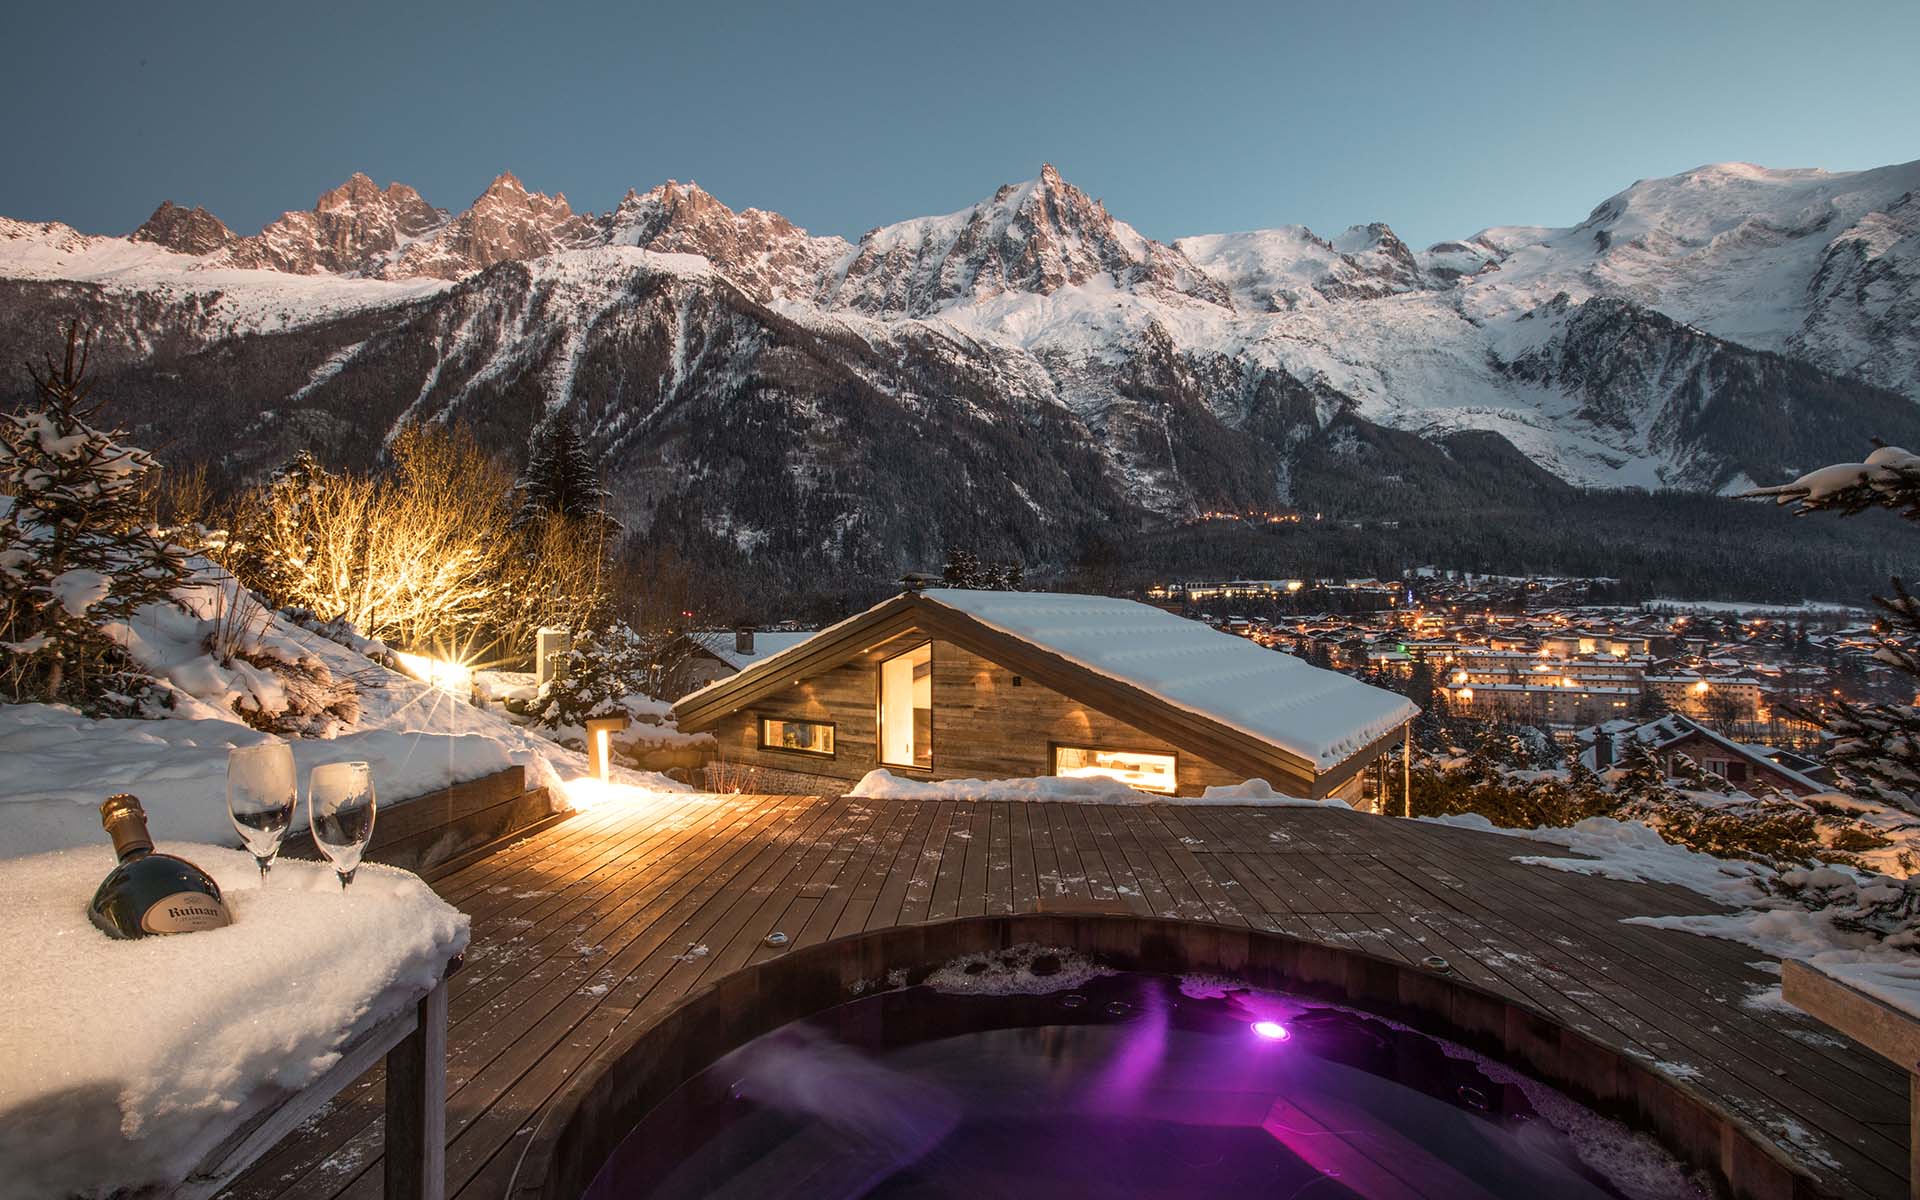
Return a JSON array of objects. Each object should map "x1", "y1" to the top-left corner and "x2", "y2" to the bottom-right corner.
[
  {"x1": 1593, "y1": 730, "x2": 1613, "y2": 770},
  {"x1": 734, "y1": 625, "x2": 755, "y2": 656}
]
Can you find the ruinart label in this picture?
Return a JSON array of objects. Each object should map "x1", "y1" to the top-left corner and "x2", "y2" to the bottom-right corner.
[{"x1": 141, "y1": 891, "x2": 233, "y2": 934}]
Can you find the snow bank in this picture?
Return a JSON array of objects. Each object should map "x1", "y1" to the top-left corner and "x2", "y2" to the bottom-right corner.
[
  {"x1": 0, "y1": 560, "x2": 693, "y2": 859},
  {"x1": 0, "y1": 704, "x2": 517, "y2": 858},
  {"x1": 0, "y1": 844, "x2": 466, "y2": 1198},
  {"x1": 848, "y1": 769, "x2": 1351, "y2": 807},
  {"x1": 1423, "y1": 814, "x2": 1769, "y2": 902},
  {"x1": 1423, "y1": 813, "x2": 1920, "y2": 1021}
]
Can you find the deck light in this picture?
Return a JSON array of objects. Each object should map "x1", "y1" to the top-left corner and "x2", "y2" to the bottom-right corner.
[
  {"x1": 1251, "y1": 1020, "x2": 1290, "y2": 1041},
  {"x1": 585, "y1": 714, "x2": 630, "y2": 783}
]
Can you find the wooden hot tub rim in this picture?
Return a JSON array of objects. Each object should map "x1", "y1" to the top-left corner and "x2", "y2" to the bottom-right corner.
[{"x1": 505, "y1": 913, "x2": 1832, "y2": 1200}]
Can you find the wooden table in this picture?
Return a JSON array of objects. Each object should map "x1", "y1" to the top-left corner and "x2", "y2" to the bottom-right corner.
[{"x1": 182, "y1": 958, "x2": 459, "y2": 1200}]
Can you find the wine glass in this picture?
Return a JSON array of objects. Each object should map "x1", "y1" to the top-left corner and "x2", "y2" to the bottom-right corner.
[
  {"x1": 309, "y1": 761, "x2": 376, "y2": 891},
  {"x1": 228, "y1": 741, "x2": 297, "y2": 881}
]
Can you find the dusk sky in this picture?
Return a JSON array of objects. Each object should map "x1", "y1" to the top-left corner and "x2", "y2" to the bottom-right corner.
[{"x1": 5, "y1": 0, "x2": 1916, "y2": 249}]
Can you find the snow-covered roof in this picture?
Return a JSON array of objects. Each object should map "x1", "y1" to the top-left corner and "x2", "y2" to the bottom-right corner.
[
  {"x1": 1575, "y1": 714, "x2": 1826, "y2": 791},
  {"x1": 917, "y1": 590, "x2": 1417, "y2": 770},
  {"x1": 705, "y1": 630, "x2": 819, "y2": 672}
]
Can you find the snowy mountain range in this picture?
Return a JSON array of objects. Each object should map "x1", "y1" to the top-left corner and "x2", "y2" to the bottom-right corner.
[{"x1": 2, "y1": 158, "x2": 1917, "y2": 579}]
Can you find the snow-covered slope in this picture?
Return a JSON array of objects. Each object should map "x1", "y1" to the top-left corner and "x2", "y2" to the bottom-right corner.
[
  {"x1": 1452, "y1": 160, "x2": 1920, "y2": 396},
  {"x1": 2, "y1": 157, "x2": 1917, "y2": 526}
]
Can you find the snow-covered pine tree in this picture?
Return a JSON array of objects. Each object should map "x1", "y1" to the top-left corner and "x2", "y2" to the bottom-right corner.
[
  {"x1": 523, "y1": 621, "x2": 652, "y2": 736},
  {"x1": 942, "y1": 545, "x2": 982, "y2": 589},
  {"x1": 1749, "y1": 444, "x2": 1920, "y2": 815},
  {"x1": 0, "y1": 325, "x2": 190, "y2": 704},
  {"x1": 516, "y1": 411, "x2": 610, "y2": 527}
]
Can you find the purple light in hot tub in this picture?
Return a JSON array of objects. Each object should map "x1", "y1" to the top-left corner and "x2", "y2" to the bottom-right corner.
[{"x1": 1251, "y1": 1020, "x2": 1290, "y2": 1041}]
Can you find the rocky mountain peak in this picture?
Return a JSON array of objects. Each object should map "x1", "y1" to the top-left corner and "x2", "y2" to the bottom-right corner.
[
  {"x1": 380, "y1": 172, "x2": 599, "y2": 280},
  {"x1": 605, "y1": 180, "x2": 848, "y2": 301},
  {"x1": 222, "y1": 172, "x2": 450, "y2": 276},
  {"x1": 1329, "y1": 222, "x2": 1425, "y2": 292},
  {"x1": 131, "y1": 201, "x2": 238, "y2": 256},
  {"x1": 824, "y1": 164, "x2": 1231, "y2": 316}
]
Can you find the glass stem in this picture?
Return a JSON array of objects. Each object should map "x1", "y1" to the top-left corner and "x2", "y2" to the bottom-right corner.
[{"x1": 338, "y1": 866, "x2": 357, "y2": 891}]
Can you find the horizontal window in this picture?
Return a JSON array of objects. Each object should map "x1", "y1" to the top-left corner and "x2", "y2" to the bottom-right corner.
[
  {"x1": 1054, "y1": 746, "x2": 1177, "y2": 795},
  {"x1": 758, "y1": 716, "x2": 835, "y2": 757}
]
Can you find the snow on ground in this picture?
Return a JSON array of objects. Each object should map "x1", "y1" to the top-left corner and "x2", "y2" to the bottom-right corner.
[
  {"x1": 0, "y1": 704, "x2": 512, "y2": 858},
  {"x1": 1, "y1": 569, "x2": 688, "y2": 860},
  {"x1": 848, "y1": 769, "x2": 1352, "y2": 808},
  {"x1": 0, "y1": 845, "x2": 466, "y2": 1197},
  {"x1": 1422, "y1": 813, "x2": 1920, "y2": 1022},
  {"x1": 1420, "y1": 814, "x2": 1768, "y2": 901}
]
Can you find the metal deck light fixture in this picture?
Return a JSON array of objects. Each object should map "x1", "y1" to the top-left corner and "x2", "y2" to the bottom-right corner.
[{"x1": 585, "y1": 714, "x2": 630, "y2": 783}]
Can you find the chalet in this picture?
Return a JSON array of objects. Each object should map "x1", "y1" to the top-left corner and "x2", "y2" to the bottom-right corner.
[
  {"x1": 672, "y1": 589, "x2": 1418, "y2": 800},
  {"x1": 1577, "y1": 714, "x2": 1827, "y2": 796}
]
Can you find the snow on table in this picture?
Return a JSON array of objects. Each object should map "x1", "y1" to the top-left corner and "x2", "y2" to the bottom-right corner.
[
  {"x1": 0, "y1": 703, "x2": 516, "y2": 859},
  {"x1": 0, "y1": 843, "x2": 466, "y2": 1198}
]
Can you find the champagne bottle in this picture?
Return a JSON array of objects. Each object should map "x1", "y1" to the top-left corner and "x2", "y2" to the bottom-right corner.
[{"x1": 89, "y1": 794, "x2": 233, "y2": 939}]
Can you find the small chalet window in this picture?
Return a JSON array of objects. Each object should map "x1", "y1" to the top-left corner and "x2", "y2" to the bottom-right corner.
[
  {"x1": 1054, "y1": 746, "x2": 1178, "y2": 795},
  {"x1": 879, "y1": 643, "x2": 933, "y2": 769},
  {"x1": 759, "y1": 717, "x2": 834, "y2": 757}
]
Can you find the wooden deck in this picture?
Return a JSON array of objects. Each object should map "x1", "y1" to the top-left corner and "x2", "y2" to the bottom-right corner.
[{"x1": 222, "y1": 793, "x2": 1911, "y2": 1200}]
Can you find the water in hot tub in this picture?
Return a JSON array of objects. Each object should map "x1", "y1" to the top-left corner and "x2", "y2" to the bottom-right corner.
[{"x1": 587, "y1": 966, "x2": 1705, "y2": 1199}]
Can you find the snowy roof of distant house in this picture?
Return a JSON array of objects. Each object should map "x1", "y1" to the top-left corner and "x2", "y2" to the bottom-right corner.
[
  {"x1": 1574, "y1": 714, "x2": 1826, "y2": 791},
  {"x1": 703, "y1": 630, "x2": 818, "y2": 672}
]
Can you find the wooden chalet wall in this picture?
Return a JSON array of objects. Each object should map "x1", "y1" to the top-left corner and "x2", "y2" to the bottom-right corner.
[{"x1": 703, "y1": 632, "x2": 1258, "y2": 797}]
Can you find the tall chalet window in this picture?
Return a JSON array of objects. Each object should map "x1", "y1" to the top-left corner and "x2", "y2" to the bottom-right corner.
[
  {"x1": 1054, "y1": 746, "x2": 1178, "y2": 795},
  {"x1": 879, "y1": 643, "x2": 933, "y2": 769},
  {"x1": 759, "y1": 716, "x2": 834, "y2": 757}
]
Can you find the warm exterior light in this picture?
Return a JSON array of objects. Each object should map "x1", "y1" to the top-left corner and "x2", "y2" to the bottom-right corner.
[
  {"x1": 1692, "y1": 680, "x2": 1710, "y2": 694},
  {"x1": 1251, "y1": 1020, "x2": 1290, "y2": 1041},
  {"x1": 1286, "y1": 580, "x2": 1304, "y2": 593},
  {"x1": 584, "y1": 714, "x2": 630, "y2": 783},
  {"x1": 1456, "y1": 687, "x2": 1473, "y2": 703},
  {"x1": 393, "y1": 649, "x2": 473, "y2": 695}
]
